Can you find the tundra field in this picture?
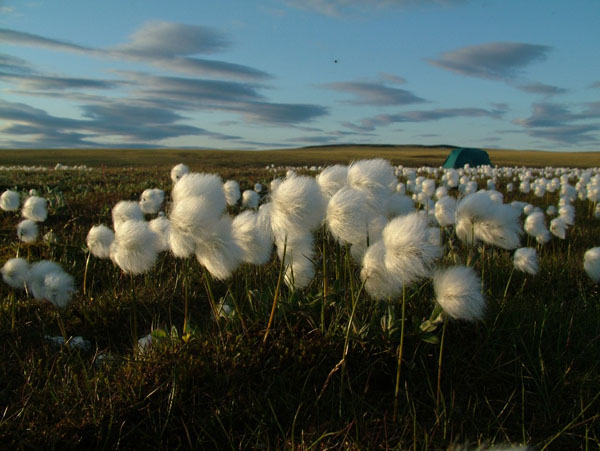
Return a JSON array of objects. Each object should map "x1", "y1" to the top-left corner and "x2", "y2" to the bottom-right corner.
[{"x1": 0, "y1": 146, "x2": 599, "y2": 449}]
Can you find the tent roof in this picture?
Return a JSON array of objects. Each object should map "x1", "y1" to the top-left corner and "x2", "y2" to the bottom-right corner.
[{"x1": 442, "y1": 147, "x2": 493, "y2": 168}]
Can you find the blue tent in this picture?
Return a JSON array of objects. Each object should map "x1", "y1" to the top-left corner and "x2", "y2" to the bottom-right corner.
[{"x1": 442, "y1": 147, "x2": 493, "y2": 168}]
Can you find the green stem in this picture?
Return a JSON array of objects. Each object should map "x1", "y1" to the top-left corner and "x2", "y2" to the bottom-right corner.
[
  {"x1": 321, "y1": 225, "x2": 328, "y2": 334},
  {"x1": 393, "y1": 284, "x2": 407, "y2": 422},
  {"x1": 82, "y1": 251, "x2": 91, "y2": 296},
  {"x1": 436, "y1": 319, "x2": 448, "y2": 409},
  {"x1": 263, "y1": 237, "x2": 287, "y2": 343}
]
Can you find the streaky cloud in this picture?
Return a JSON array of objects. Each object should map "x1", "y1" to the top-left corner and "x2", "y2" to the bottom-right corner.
[
  {"x1": 428, "y1": 42, "x2": 551, "y2": 80},
  {"x1": 323, "y1": 81, "x2": 426, "y2": 106},
  {"x1": 516, "y1": 82, "x2": 567, "y2": 96},
  {"x1": 112, "y1": 21, "x2": 230, "y2": 57},
  {"x1": 0, "y1": 27, "x2": 92, "y2": 53}
]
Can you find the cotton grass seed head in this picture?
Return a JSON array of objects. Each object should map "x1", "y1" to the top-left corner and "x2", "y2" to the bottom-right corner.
[
  {"x1": 550, "y1": 216, "x2": 568, "y2": 239},
  {"x1": 242, "y1": 189, "x2": 259, "y2": 209},
  {"x1": 170, "y1": 163, "x2": 189, "y2": 183},
  {"x1": 223, "y1": 180, "x2": 241, "y2": 206},
  {"x1": 434, "y1": 196, "x2": 457, "y2": 227},
  {"x1": 1, "y1": 258, "x2": 30, "y2": 289},
  {"x1": 86, "y1": 225, "x2": 115, "y2": 259},
  {"x1": 168, "y1": 196, "x2": 223, "y2": 258},
  {"x1": 42, "y1": 270, "x2": 75, "y2": 308},
  {"x1": 583, "y1": 247, "x2": 600, "y2": 283},
  {"x1": 385, "y1": 193, "x2": 414, "y2": 219},
  {"x1": 455, "y1": 191, "x2": 522, "y2": 250},
  {"x1": 326, "y1": 186, "x2": 385, "y2": 247},
  {"x1": 194, "y1": 215, "x2": 243, "y2": 280},
  {"x1": 148, "y1": 216, "x2": 171, "y2": 252},
  {"x1": 110, "y1": 220, "x2": 159, "y2": 274},
  {"x1": 1, "y1": 190, "x2": 20, "y2": 211},
  {"x1": 232, "y1": 210, "x2": 273, "y2": 265},
  {"x1": 360, "y1": 240, "x2": 399, "y2": 300},
  {"x1": 513, "y1": 247, "x2": 539, "y2": 275},
  {"x1": 347, "y1": 159, "x2": 397, "y2": 201},
  {"x1": 17, "y1": 219, "x2": 38, "y2": 243},
  {"x1": 316, "y1": 164, "x2": 348, "y2": 199},
  {"x1": 382, "y1": 212, "x2": 442, "y2": 287},
  {"x1": 270, "y1": 174, "x2": 325, "y2": 241},
  {"x1": 171, "y1": 173, "x2": 226, "y2": 213},
  {"x1": 139, "y1": 188, "x2": 165, "y2": 215},
  {"x1": 22, "y1": 196, "x2": 48, "y2": 222},
  {"x1": 28, "y1": 260, "x2": 75, "y2": 308},
  {"x1": 112, "y1": 201, "x2": 144, "y2": 230},
  {"x1": 433, "y1": 265, "x2": 485, "y2": 321}
]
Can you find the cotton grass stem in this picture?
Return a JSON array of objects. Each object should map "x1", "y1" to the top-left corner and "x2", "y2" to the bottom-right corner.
[
  {"x1": 503, "y1": 266, "x2": 515, "y2": 301},
  {"x1": 436, "y1": 319, "x2": 448, "y2": 409},
  {"x1": 393, "y1": 284, "x2": 407, "y2": 422},
  {"x1": 130, "y1": 273, "x2": 138, "y2": 348},
  {"x1": 82, "y1": 251, "x2": 91, "y2": 296},
  {"x1": 263, "y1": 238, "x2": 287, "y2": 343},
  {"x1": 321, "y1": 225, "x2": 328, "y2": 334}
]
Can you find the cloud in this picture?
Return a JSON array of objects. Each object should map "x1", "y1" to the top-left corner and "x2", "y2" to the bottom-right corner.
[
  {"x1": 0, "y1": 98, "x2": 239, "y2": 148},
  {"x1": 343, "y1": 106, "x2": 503, "y2": 132},
  {"x1": 0, "y1": 71, "x2": 120, "y2": 90},
  {"x1": 241, "y1": 102, "x2": 328, "y2": 124},
  {"x1": 0, "y1": 24, "x2": 270, "y2": 80},
  {"x1": 0, "y1": 52, "x2": 33, "y2": 73},
  {"x1": 428, "y1": 42, "x2": 551, "y2": 80},
  {"x1": 513, "y1": 102, "x2": 600, "y2": 145},
  {"x1": 284, "y1": 0, "x2": 467, "y2": 17},
  {"x1": 0, "y1": 27, "x2": 91, "y2": 53},
  {"x1": 380, "y1": 73, "x2": 407, "y2": 84},
  {"x1": 322, "y1": 81, "x2": 426, "y2": 106},
  {"x1": 112, "y1": 21, "x2": 229, "y2": 57},
  {"x1": 516, "y1": 82, "x2": 567, "y2": 96},
  {"x1": 591, "y1": 81, "x2": 600, "y2": 89}
]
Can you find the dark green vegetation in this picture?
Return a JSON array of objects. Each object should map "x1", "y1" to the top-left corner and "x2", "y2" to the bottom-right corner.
[
  {"x1": 0, "y1": 161, "x2": 599, "y2": 449},
  {"x1": 1, "y1": 144, "x2": 600, "y2": 169}
]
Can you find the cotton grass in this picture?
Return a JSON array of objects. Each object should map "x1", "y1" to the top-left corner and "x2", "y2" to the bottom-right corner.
[
  {"x1": 86, "y1": 225, "x2": 115, "y2": 259},
  {"x1": 1, "y1": 258, "x2": 30, "y2": 289},
  {"x1": 22, "y1": 196, "x2": 48, "y2": 222},
  {"x1": 433, "y1": 266, "x2": 485, "y2": 321},
  {"x1": 110, "y1": 220, "x2": 160, "y2": 274},
  {"x1": 17, "y1": 219, "x2": 38, "y2": 243},
  {"x1": 1, "y1": 190, "x2": 20, "y2": 211},
  {"x1": 513, "y1": 247, "x2": 539, "y2": 275},
  {"x1": 583, "y1": 247, "x2": 600, "y2": 283}
]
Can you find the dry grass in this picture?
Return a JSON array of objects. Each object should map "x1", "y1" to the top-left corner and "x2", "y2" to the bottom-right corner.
[{"x1": 1, "y1": 145, "x2": 599, "y2": 169}]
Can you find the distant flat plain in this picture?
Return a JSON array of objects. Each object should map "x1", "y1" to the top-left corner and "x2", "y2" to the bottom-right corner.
[{"x1": 0, "y1": 145, "x2": 599, "y2": 168}]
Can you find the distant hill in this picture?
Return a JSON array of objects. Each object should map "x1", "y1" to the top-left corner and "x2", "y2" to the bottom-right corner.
[{"x1": 0, "y1": 145, "x2": 598, "y2": 169}]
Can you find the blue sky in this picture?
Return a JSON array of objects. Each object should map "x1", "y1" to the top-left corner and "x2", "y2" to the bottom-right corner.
[{"x1": 1, "y1": 0, "x2": 599, "y2": 151}]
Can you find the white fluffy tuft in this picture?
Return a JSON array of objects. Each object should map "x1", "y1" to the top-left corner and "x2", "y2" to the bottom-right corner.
[
  {"x1": 1, "y1": 190, "x2": 20, "y2": 211},
  {"x1": 1, "y1": 258, "x2": 30, "y2": 289},
  {"x1": 112, "y1": 201, "x2": 144, "y2": 230},
  {"x1": 513, "y1": 247, "x2": 539, "y2": 275},
  {"x1": 223, "y1": 180, "x2": 241, "y2": 206},
  {"x1": 584, "y1": 247, "x2": 600, "y2": 283},
  {"x1": 455, "y1": 191, "x2": 522, "y2": 249},
  {"x1": 316, "y1": 164, "x2": 348, "y2": 199},
  {"x1": 22, "y1": 196, "x2": 48, "y2": 222},
  {"x1": 86, "y1": 225, "x2": 115, "y2": 258},
  {"x1": 170, "y1": 163, "x2": 190, "y2": 183},
  {"x1": 433, "y1": 265, "x2": 485, "y2": 321},
  {"x1": 139, "y1": 189, "x2": 165, "y2": 214},
  {"x1": 110, "y1": 220, "x2": 159, "y2": 274},
  {"x1": 17, "y1": 219, "x2": 38, "y2": 243},
  {"x1": 171, "y1": 173, "x2": 226, "y2": 213},
  {"x1": 242, "y1": 189, "x2": 259, "y2": 209}
]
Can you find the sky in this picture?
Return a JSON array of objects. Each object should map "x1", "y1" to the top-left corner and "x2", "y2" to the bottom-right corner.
[{"x1": 0, "y1": 0, "x2": 599, "y2": 151}]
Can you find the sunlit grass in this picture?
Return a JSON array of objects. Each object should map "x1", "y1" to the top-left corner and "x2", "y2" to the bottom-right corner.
[{"x1": 0, "y1": 161, "x2": 599, "y2": 449}]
